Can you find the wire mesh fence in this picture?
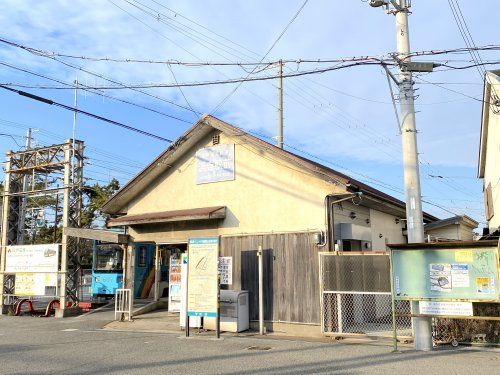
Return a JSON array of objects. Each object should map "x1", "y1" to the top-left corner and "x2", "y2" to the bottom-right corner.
[
  {"x1": 319, "y1": 252, "x2": 412, "y2": 339},
  {"x1": 322, "y1": 291, "x2": 412, "y2": 337}
]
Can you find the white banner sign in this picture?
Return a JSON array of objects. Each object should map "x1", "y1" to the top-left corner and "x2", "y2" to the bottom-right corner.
[
  {"x1": 219, "y1": 256, "x2": 232, "y2": 285},
  {"x1": 195, "y1": 144, "x2": 235, "y2": 184},
  {"x1": 5, "y1": 244, "x2": 59, "y2": 296},
  {"x1": 6, "y1": 244, "x2": 59, "y2": 272},
  {"x1": 419, "y1": 301, "x2": 473, "y2": 316}
]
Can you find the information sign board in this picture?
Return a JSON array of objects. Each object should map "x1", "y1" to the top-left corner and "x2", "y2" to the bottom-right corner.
[
  {"x1": 187, "y1": 237, "x2": 219, "y2": 317},
  {"x1": 5, "y1": 244, "x2": 59, "y2": 296},
  {"x1": 195, "y1": 144, "x2": 235, "y2": 184},
  {"x1": 391, "y1": 246, "x2": 499, "y2": 301},
  {"x1": 419, "y1": 301, "x2": 473, "y2": 316},
  {"x1": 219, "y1": 256, "x2": 232, "y2": 285}
]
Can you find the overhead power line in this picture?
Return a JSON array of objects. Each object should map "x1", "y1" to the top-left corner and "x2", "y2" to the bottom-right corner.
[
  {"x1": 1, "y1": 36, "x2": 499, "y2": 67},
  {"x1": 0, "y1": 84, "x2": 171, "y2": 142},
  {"x1": 0, "y1": 62, "x2": 391, "y2": 89}
]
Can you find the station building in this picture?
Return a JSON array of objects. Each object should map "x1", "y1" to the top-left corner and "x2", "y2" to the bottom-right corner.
[{"x1": 102, "y1": 114, "x2": 450, "y2": 333}]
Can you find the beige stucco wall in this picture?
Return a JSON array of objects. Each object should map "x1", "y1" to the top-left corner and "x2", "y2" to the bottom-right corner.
[
  {"x1": 301, "y1": 198, "x2": 405, "y2": 251},
  {"x1": 426, "y1": 225, "x2": 460, "y2": 241},
  {"x1": 425, "y1": 223, "x2": 475, "y2": 241},
  {"x1": 126, "y1": 130, "x2": 344, "y2": 242},
  {"x1": 484, "y1": 84, "x2": 500, "y2": 230},
  {"x1": 369, "y1": 209, "x2": 406, "y2": 250}
]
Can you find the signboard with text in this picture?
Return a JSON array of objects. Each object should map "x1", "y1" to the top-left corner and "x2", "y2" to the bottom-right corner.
[
  {"x1": 219, "y1": 256, "x2": 232, "y2": 285},
  {"x1": 5, "y1": 244, "x2": 59, "y2": 296},
  {"x1": 419, "y1": 301, "x2": 473, "y2": 316},
  {"x1": 195, "y1": 144, "x2": 235, "y2": 184},
  {"x1": 391, "y1": 246, "x2": 499, "y2": 301},
  {"x1": 187, "y1": 237, "x2": 219, "y2": 317}
]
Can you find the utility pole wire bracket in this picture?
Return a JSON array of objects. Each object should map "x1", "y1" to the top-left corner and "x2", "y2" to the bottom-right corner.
[{"x1": 383, "y1": 65, "x2": 402, "y2": 134}]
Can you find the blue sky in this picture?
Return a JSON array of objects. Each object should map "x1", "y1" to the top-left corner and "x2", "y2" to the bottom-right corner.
[{"x1": 0, "y1": 0, "x2": 495, "y2": 228}]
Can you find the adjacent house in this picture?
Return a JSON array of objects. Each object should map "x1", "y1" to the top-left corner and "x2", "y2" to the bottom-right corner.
[
  {"x1": 424, "y1": 215, "x2": 478, "y2": 242},
  {"x1": 479, "y1": 70, "x2": 500, "y2": 236}
]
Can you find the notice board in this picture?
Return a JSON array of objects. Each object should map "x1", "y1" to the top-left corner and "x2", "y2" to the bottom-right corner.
[
  {"x1": 187, "y1": 237, "x2": 219, "y2": 317},
  {"x1": 5, "y1": 244, "x2": 59, "y2": 296},
  {"x1": 391, "y1": 246, "x2": 499, "y2": 301}
]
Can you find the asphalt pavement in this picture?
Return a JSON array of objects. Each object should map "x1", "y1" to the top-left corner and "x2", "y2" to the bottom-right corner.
[{"x1": 0, "y1": 314, "x2": 498, "y2": 374}]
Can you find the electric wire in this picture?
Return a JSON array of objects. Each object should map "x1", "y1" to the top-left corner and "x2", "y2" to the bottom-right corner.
[
  {"x1": 0, "y1": 84, "x2": 172, "y2": 142},
  {"x1": 0, "y1": 61, "x2": 191, "y2": 124}
]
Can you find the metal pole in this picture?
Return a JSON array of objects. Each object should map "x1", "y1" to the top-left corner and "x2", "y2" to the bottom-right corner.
[
  {"x1": 394, "y1": 0, "x2": 432, "y2": 351},
  {"x1": 71, "y1": 79, "x2": 78, "y2": 183},
  {"x1": 216, "y1": 272, "x2": 220, "y2": 339},
  {"x1": 17, "y1": 128, "x2": 31, "y2": 244},
  {"x1": 154, "y1": 245, "x2": 160, "y2": 302},
  {"x1": 277, "y1": 60, "x2": 284, "y2": 149},
  {"x1": 185, "y1": 250, "x2": 190, "y2": 337},
  {"x1": 0, "y1": 152, "x2": 12, "y2": 314},
  {"x1": 389, "y1": 249, "x2": 398, "y2": 352},
  {"x1": 257, "y1": 245, "x2": 264, "y2": 335},
  {"x1": 58, "y1": 141, "x2": 72, "y2": 316},
  {"x1": 53, "y1": 193, "x2": 59, "y2": 243}
]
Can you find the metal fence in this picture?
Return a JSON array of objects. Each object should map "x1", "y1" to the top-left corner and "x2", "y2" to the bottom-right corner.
[
  {"x1": 319, "y1": 252, "x2": 412, "y2": 338},
  {"x1": 115, "y1": 288, "x2": 132, "y2": 321}
]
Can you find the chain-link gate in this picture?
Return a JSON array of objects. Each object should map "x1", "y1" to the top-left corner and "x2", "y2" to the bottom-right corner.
[{"x1": 319, "y1": 252, "x2": 412, "y2": 338}]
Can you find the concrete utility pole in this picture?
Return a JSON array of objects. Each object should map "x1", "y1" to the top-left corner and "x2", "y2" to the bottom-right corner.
[
  {"x1": 369, "y1": 0, "x2": 432, "y2": 351},
  {"x1": 277, "y1": 60, "x2": 284, "y2": 149}
]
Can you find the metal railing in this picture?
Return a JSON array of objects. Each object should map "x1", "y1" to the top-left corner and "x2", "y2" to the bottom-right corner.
[{"x1": 115, "y1": 288, "x2": 132, "y2": 321}]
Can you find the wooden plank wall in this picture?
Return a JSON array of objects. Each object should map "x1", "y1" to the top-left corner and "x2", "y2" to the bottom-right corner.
[{"x1": 220, "y1": 232, "x2": 320, "y2": 324}]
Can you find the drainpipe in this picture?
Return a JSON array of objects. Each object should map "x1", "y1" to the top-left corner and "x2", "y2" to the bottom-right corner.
[{"x1": 324, "y1": 192, "x2": 363, "y2": 251}]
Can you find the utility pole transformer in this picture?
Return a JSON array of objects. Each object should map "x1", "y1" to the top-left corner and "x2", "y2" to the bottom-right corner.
[{"x1": 369, "y1": 0, "x2": 433, "y2": 351}]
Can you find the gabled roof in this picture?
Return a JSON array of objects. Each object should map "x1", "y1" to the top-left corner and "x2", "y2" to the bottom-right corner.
[
  {"x1": 102, "y1": 115, "x2": 439, "y2": 222},
  {"x1": 424, "y1": 215, "x2": 478, "y2": 232},
  {"x1": 478, "y1": 70, "x2": 500, "y2": 178}
]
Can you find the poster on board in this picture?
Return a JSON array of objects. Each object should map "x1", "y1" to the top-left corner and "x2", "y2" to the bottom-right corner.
[
  {"x1": 219, "y1": 256, "x2": 232, "y2": 285},
  {"x1": 5, "y1": 244, "x2": 59, "y2": 296},
  {"x1": 391, "y1": 245, "x2": 499, "y2": 301},
  {"x1": 187, "y1": 237, "x2": 219, "y2": 317}
]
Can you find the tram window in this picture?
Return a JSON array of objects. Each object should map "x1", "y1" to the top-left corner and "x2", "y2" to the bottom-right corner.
[
  {"x1": 95, "y1": 245, "x2": 123, "y2": 271},
  {"x1": 138, "y1": 246, "x2": 147, "y2": 267}
]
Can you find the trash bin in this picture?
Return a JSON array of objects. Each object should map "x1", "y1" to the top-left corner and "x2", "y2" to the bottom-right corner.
[{"x1": 204, "y1": 290, "x2": 249, "y2": 332}]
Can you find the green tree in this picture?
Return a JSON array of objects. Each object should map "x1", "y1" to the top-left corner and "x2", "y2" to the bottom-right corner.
[{"x1": 81, "y1": 178, "x2": 121, "y2": 228}]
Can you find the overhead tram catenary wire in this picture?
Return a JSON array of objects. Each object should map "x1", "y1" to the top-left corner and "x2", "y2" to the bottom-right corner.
[
  {"x1": 0, "y1": 39, "x2": 199, "y2": 119},
  {"x1": 0, "y1": 84, "x2": 172, "y2": 142},
  {"x1": 106, "y1": 0, "x2": 279, "y2": 111},
  {"x1": 0, "y1": 61, "x2": 192, "y2": 124},
  {"x1": 210, "y1": 0, "x2": 310, "y2": 114},
  {"x1": 106, "y1": 0, "x2": 487, "y2": 213},
  {"x1": 447, "y1": 0, "x2": 500, "y2": 102},
  {"x1": 0, "y1": 117, "x2": 147, "y2": 168}
]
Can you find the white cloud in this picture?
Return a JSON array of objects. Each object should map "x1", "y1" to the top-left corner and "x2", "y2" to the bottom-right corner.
[{"x1": 0, "y1": 0, "x2": 495, "y2": 221}]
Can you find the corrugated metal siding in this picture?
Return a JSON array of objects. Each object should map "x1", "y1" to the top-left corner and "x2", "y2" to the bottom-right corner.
[{"x1": 220, "y1": 232, "x2": 320, "y2": 324}]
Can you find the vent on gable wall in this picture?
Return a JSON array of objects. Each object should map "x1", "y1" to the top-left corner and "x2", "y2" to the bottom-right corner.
[{"x1": 212, "y1": 133, "x2": 220, "y2": 145}]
